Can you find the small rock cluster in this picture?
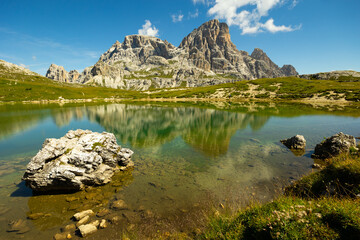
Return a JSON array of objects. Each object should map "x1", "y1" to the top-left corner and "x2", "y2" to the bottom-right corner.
[
  {"x1": 281, "y1": 132, "x2": 357, "y2": 160},
  {"x1": 53, "y1": 209, "x2": 107, "y2": 239},
  {"x1": 23, "y1": 129, "x2": 134, "y2": 193},
  {"x1": 53, "y1": 199, "x2": 145, "y2": 239}
]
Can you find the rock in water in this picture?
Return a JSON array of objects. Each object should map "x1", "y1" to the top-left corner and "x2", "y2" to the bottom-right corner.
[
  {"x1": 22, "y1": 129, "x2": 134, "y2": 193},
  {"x1": 281, "y1": 135, "x2": 306, "y2": 150},
  {"x1": 312, "y1": 132, "x2": 357, "y2": 159},
  {"x1": 78, "y1": 224, "x2": 97, "y2": 237}
]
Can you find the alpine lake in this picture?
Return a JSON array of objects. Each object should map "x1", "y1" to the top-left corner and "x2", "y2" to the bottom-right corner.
[{"x1": 0, "y1": 101, "x2": 360, "y2": 239}]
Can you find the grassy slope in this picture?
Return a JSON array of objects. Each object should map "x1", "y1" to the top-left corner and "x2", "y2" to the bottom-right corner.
[
  {"x1": 0, "y1": 67, "x2": 142, "y2": 101},
  {"x1": 200, "y1": 154, "x2": 360, "y2": 240},
  {"x1": 1, "y1": 66, "x2": 360, "y2": 102}
]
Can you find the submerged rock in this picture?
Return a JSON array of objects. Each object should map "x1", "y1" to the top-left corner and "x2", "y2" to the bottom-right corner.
[
  {"x1": 76, "y1": 215, "x2": 90, "y2": 227},
  {"x1": 22, "y1": 129, "x2": 134, "y2": 193},
  {"x1": 99, "y1": 219, "x2": 107, "y2": 229},
  {"x1": 281, "y1": 135, "x2": 306, "y2": 150},
  {"x1": 73, "y1": 210, "x2": 94, "y2": 221},
  {"x1": 7, "y1": 219, "x2": 30, "y2": 234},
  {"x1": 312, "y1": 132, "x2": 357, "y2": 159},
  {"x1": 78, "y1": 224, "x2": 97, "y2": 237},
  {"x1": 110, "y1": 199, "x2": 128, "y2": 210}
]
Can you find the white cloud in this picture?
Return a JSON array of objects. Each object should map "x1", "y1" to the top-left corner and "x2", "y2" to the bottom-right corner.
[
  {"x1": 172, "y1": 14, "x2": 184, "y2": 23},
  {"x1": 189, "y1": 9, "x2": 200, "y2": 18},
  {"x1": 290, "y1": 0, "x2": 298, "y2": 9},
  {"x1": 138, "y1": 20, "x2": 159, "y2": 37},
  {"x1": 263, "y1": 18, "x2": 293, "y2": 33},
  {"x1": 32, "y1": 55, "x2": 37, "y2": 61},
  {"x1": 192, "y1": 0, "x2": 214, "y2": 5},
  {"x1": 205, "y1": 0, "x2": 300, "y2": 34}
]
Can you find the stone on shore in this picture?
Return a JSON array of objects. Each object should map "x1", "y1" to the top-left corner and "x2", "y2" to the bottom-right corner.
[
  {"x1": 312, "y1": 132, "x2": 357, "y2": 159},
  {"x1": 22, "y1": 129, "x2": 134, "y2": 193}
]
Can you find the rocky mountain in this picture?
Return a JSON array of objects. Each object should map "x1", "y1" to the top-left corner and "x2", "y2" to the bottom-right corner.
[
  {"x1": 0, "y1": 60, "x2": 40, "y2": 76},
  {"x1": 46, "y1": 19, "x2": 298, "y2": 90}
]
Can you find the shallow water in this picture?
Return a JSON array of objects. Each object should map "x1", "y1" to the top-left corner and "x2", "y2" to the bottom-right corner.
[{"x1": 0, "y1": 102, "x2": 359, "y2": 239}]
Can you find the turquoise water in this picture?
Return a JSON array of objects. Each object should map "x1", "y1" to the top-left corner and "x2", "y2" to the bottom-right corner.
[{"x1": 0, "y1": 102, "x2": 359, "y2": 239}]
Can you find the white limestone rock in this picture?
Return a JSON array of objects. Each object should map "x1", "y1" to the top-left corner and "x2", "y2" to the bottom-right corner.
[{"x1": 22, "y1": 129, "x2": 134, "y2": 193}]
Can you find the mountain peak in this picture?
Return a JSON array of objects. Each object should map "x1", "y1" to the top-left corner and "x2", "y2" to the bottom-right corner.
[
  {"x1": 46, "y1": 19, "x2": 298, "y2": 90},
  {"x1": 251, "y1": 48, "x2": 267, "y2": 59},
  {"x1": 179, "y1": 19, "x2": 237, "y2": 71}
]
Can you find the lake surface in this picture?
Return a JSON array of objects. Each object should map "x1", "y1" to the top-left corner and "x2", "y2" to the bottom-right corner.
[{"x1": 0, "y1": 102, "x2": 359, "y2": 239}]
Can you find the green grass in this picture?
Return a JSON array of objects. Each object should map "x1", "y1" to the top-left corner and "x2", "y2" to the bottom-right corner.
[
  {"x1": 0, "y1": 71, "x2": 144, "y2": 101},
  {"x1": 201, "y1": 197, "x2": 360, "y2": 240},
  {"x1": 285, "y1": 154, "x2": 360, "y2": 198},
  {"x1": 252, "y1": 77, "x2": 360, "y2": 100},
  {"x1": 2, "y1": 70, "x2": 360, "y2": 102},
  {"x1": 200, "y1": 154, "x2": 360, "y2": 240}
]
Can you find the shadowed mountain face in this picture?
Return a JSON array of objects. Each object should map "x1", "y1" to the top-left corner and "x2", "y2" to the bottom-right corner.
[{"x1": 45, "y1": 19, "x2": 298, "y2": 90}]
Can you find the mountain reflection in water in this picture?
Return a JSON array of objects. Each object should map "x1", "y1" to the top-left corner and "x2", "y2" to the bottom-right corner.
[
  {"x1": 1, "y1": 102, "x2": 360, "y2": 239},
  {"x1": 85, "y1": 104, "x2": 270, "y2": 157},
  {"x1": 0, "y1": 103, "x2": 270, "y2": 157}
]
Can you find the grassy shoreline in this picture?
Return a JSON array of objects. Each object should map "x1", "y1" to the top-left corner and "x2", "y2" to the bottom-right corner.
[
  {"x1": 1, "y1": 70, "x2": 360, "y2": 104},
  {"x1": 200, "y1": 154, "x2": 360, "y2": 240}
]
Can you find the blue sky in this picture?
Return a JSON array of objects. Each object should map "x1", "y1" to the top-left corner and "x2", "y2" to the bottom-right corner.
[{"x1": 0, "y1": 0, "x2": 359, "y2": 75}]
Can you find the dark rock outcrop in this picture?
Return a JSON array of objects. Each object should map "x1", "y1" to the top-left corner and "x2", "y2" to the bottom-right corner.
[
  {"x1": 281, "y1": 135, "x2": 306, "y2": 150},
  {"x1": 22, "y1": 129, "x2": 134, "y2": 193},
  {"x1": 312, "y1": 132, "x2": 357, "y2": 159},
  {"x1": 300, "y1": 70, "x2": 360, "y2": 80},
  {"x1": 281, "y1": 65, "x2": 298, "y2": 76}
]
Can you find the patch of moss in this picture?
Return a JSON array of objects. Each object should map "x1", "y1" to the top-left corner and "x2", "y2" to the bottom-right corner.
[
  {"x1": 64, "y1": 148, "x2": 73, "y2": 154},
  {"x1": 91, "y1": 142, "x2": 105, "y2": 150}
]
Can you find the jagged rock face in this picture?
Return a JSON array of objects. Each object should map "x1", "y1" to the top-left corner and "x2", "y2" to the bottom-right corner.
[
  {"x1": 69, "y1": 70, "x2": 80, "y2": 82},
  {"x1": 46, "y1": 65, "x2": 81, "y2": 83},
  {"x1": 46, "y1": 19, "x2": 298, "y2": 90},
  {"x1": 99, "y1": 35, "x2": 178, "y2": 65},
  {"x1": 22, "y1": 129, "x2": 134, "y2": 193},
  {"x1": 46, "y1": 64, "x2": 69, "y2": 83},
  {"x1": 179, "y1": 20, "x2": 296, "y2": 79},
  {"x1": 179, "y1": 19, "x2": 239, "y2": 72},
  {"x1": 251, "y1": 48, "x2": 279, "y2": 71}
]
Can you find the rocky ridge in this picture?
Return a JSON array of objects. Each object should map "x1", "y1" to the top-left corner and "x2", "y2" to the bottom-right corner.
[
  {"x1": 300, "y1": 70, "x2": 360, "y2": 80},
  {"x1": 0, "y1": 60, "x2": 40, "y2": 76},
  {"x1": 46, "y1": 19, "x2": 298, "y2": 90}
]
